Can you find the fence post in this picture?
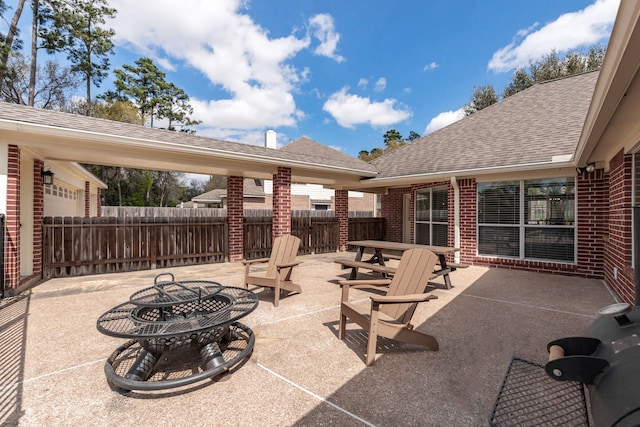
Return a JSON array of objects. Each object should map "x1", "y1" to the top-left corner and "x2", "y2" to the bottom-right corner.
[{"x1": 150, "y1": 224, "x2": 157, "y2": 269}]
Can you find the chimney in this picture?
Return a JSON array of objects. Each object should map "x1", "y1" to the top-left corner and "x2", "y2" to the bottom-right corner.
[{"x1": 265, "y1": 129, "x2": 277, "y2": 149}]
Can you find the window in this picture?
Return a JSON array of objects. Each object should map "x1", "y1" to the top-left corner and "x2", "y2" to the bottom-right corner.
[
  {"x1": 415, "y1": 186, "x2": 448, "y2": 246},
  {"x1": 477, "y1": 178, "x2": 575, "y2": 262}
]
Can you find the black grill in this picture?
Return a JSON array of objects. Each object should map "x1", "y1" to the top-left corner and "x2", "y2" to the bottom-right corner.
[{"x1": 546, "y1": 302, "x2": 640, "y2": 427}]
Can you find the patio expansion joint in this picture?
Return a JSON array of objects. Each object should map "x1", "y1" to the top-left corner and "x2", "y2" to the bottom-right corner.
[
  {"x1": 437, "y1": 290, "x2": 599, "y2": 319},
  {"x1": 256, "y1": 362, "x2": 378, "y2": 427},
  {"x1": 0, "y1": 358, "x2": 106, "y2": 392},
  {"x1": 258, "y1": 304, "x2": 343, "y2": 326}
]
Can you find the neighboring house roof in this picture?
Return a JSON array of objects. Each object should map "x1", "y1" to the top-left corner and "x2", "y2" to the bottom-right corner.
[
  {"x1": 193, "y1": 189, "x2": 225, "y2": 203},
  {"x1": 366, "y1": 71, "x2": 599, "y2": 186},
  {"x1": 192, "y1": 178, "x2": 265, "y2": 203}
]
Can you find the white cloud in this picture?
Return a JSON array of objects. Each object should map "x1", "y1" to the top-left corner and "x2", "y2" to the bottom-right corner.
[
  {"x1": 357, "y1": 78, "x2": 368, "y2": 88},
  {"x1": 489, "y1": 0, "x2": 619, "y2": 72},
  {"x1": 108, "y1": 0, "x2": 314, "y2": 132},
  {"x1": 374, "y1": 77, "x2": 386, "y2": 92},
  {"x1": 323, "y1": 87, "x2": 412, "y2": 129},
  {"x1": 424, "y1": 109, "x2": 465, "y2": 134},
  {"x1": 423, "y1": 62, "x2": 438, "y2": 71},
  {"x1": 309, "y1": 13, "x2": 345, "y2": 63}
]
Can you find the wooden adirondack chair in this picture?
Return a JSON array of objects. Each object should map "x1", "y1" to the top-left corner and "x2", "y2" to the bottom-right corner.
[
  {"x1": 242, "y1": 234, "x2": 302, "y2": 307},
  {"x1": 338, "y1": 247, "x2": 440, "y2": 366}
]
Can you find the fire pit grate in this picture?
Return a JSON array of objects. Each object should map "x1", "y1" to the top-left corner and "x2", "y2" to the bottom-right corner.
[
  {"x1": 490, "y1": 357, "x2": 590, "y2": 427},
  {"x1": 97, "y1": 274, "x2": 258, "y2": 393}
]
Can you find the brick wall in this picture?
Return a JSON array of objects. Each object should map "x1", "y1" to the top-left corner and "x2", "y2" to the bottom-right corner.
[
  {"x1": 335, "y1": 189, "x2": 348, "y2": 250},
  {"x1": 458, "y1": 174, "x2": 609, "y2": 278},
  {"x1": 380, "y1": 187, "x2": 409, "y2": 242},
  {"x1": 458, "y1": 178, "x2": 477, "y2": 264},
  {"x1": 379, "y1": 174, "x2": 610, "y2": 280},
  {"x1": 272, "y1": 167, "x2": 291, "y2": 239},
  {"x1": 5, "y1": 145, "x2": 20, "y2": 291},
  {"x1": 604, "y1": 150, "x2": 634, "y2": 303},
  {"x1": 227, "y1": 175, "x2": 244, "y2": 261},
  {"x1": 576, "y1": 168, "x2": 607, "y2": 277},
  {"x1": 32, "y1": 159, "x2": 44, "y2": 277}
]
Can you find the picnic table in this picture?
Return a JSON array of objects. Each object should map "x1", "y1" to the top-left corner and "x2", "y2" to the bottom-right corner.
[{"x1": 334, "y1": 240, "x2": 463, "y2": 289}]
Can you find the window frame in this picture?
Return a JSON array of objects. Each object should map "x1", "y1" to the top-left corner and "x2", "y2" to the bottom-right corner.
[
  {"x1": 476, "y1": 178, "x2": 577, "y2": 264},
  {"x1": 414, "y1": 185, "x2": 448, "y2": 246}
]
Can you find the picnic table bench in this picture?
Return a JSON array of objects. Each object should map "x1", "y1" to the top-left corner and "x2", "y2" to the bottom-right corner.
[
  {"x1": 336, "y1": 240, "x2": 461, "y2": 289},
  {"x1": 334, "y1": 257, "x2": 397, "y2": 277}
]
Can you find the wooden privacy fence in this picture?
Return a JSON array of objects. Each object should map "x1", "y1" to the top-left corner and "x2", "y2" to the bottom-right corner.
[
  {"x1": 42, "y1": 215, "x2": 386, "y2": 279},
  {"x1": 42, "y1": 217, "x2": 226, "y2": 279}
]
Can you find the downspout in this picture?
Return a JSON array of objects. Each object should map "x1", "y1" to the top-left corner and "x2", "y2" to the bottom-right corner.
[{"x1": 451, "y1": 176, "x2": 460, "y2": 264}]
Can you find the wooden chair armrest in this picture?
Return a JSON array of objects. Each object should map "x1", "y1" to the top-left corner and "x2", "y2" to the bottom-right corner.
[
  {"x1": 276, "y1": 261, "x2": 302, "y2": 269},
  {"x1": 338, "y1": 279, "x2": 392, "y2": 288},
  {"x1": 370, "y1": 293, "x2": 438, "y2": 304},
  {"x1": 242, "y1": 257, "x2": 270, "y2": 265},
  {"x1": 340, "y1": 279, "x2": 392, "y2": 303}
]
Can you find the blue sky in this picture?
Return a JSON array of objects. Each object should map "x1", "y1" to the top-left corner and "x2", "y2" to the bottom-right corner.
[{"x1": 8, "y1": 0, "x2": 620, "y2": 158}]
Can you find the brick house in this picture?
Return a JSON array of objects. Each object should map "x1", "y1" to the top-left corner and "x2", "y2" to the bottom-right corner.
[
  {"x1": 358, "y1": 71, "x2": 600, "y2": 276},
  {"x1": 1, "y1": 1, "x2": 639, "y2": 307}
]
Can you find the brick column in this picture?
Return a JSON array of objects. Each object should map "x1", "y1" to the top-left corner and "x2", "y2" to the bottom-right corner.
[
  {"x1": 227, "y1": 175, "x2": 244, "y2": 262},
  {"x1": 33, "y1": 159, "x2": 45, "y2": 277},
  {"x1": 97, "y1": 188, "x2": 102, "y2": 217},
  {"x1": 5, "y1": 145, "x2": 20, "y2": 292},
  {"x1": 335, "y1": 189, "x2": 348, "y2": 251},
  {"x1": 272, "y1": 167, "x2": 291, "y2": 239},
  {"x1": 603, "y1": 150, "x2": 632, "y2": 302},
  {"x1": 457, "y1": 178, "x2": 477, "y2": 265},
  {"x1": 84, "y1": 181, "x2": 90, "y2": 217}
]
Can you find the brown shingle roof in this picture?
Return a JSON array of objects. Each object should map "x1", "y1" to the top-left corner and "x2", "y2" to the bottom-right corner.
[
  {"x1": 0, "y1": 102, "x2": 378, "y2": 175},
  {"x1": 370, "y1": 71, "x2": 599, "y2": 180}
]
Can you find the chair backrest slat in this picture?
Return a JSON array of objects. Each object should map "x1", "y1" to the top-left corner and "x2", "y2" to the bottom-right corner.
[
  {"x1": 382, "y1": 248, "x2": 438, "y2": 320},
  {"x1": 266, "y1": 235, "x2": 301, "y2": 278}
]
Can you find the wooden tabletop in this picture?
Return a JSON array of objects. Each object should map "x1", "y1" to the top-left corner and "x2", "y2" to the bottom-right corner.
[{"x1": 347, "y1": 240, "x2": 458, "y2": 255}]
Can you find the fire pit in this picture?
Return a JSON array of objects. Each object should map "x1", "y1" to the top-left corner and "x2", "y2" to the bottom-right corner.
[{"x1": 96, "y1": 273, "x2": 258, "y2": 392}]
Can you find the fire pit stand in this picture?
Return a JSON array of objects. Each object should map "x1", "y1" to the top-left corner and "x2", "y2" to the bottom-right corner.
[{"x1": 96, "y1": 273, "x2": 258, "y2": 392}]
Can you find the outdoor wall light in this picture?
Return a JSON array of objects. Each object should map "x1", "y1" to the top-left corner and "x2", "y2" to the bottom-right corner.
[
  {"x1": 41, "y1": 168, "x2": 54, "y2": 185},
  {"x1": 576, "y1": 163, "x2": 596, "y2": 175}
]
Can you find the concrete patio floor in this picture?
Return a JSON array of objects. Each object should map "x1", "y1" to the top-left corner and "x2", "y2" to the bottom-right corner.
[{"x1": 0, "y1": 252, "x2": 616, "y2": 426}]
